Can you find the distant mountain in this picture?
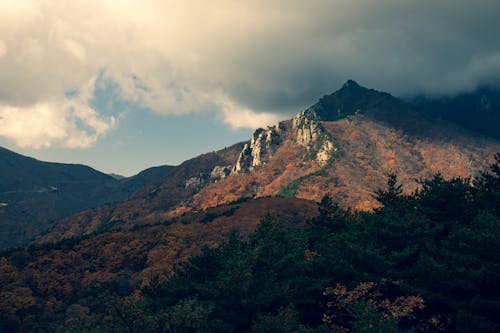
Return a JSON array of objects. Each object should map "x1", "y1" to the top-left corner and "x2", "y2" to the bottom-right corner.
[
  {"x1": 411, "y1": 86, "x2": 500, "y2": 140},
  {"x1": 0, "y1": 147, "x2": 175, "y2": 249},
  {"x1": 108, "y1": 173, "x2": 126, "y2": 180},
  {"x1": 119, "y1": 165, "x2": 175, "y2": 191},
  {"x1": 0, "y1": 147, "x2": 115, "y2": 192}
]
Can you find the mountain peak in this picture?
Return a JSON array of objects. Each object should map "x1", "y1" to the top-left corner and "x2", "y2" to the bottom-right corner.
[
  {"x1": 341, "y1": 79, "x2": 361, "y2": 90},
  {"x1": 304, "y1": 80, "x2": 401, "y2": 121}
]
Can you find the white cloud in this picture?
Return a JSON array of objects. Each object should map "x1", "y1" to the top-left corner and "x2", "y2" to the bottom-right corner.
[
  {"x1": 216, "y1": 94, "x2": 284, "y2": 129},
  {"x1": 0, "y1": 101, "x2": 115, "y2": 148},
  {"x1": 0, "y1": 74, "x2": 115, "y2": 148},
  {"x1": 0, "y1": 85, "x2": 115, "y2": 149},
  {"x1": 0, "y1": 0, "x2": 500, "y2": 148}
]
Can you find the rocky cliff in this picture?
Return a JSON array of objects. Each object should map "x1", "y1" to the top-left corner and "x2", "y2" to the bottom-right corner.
[
  {"x1": 232, "y1": 108, "x2": 338, "y2": 173},
  {"x1": 232, "y1": 124, "x2": 283, "y2": 173},
  {"x1": 292, "y1": 109, "x2": 337, "y2": 166}
]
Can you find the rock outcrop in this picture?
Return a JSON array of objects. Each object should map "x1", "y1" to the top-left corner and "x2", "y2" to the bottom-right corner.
[
  {"x1": 184, "y1": 176, "x2": 205, "y2": 189},
  {"x1": 292, "y1": 109, "x2": 337, "y2": 166},
  {"x1": 316, "y1": 140, "x2": 336, "y2": 166},
  {"x1": 232, "y1": 109, "x2": 338, "y2": 173},
  {"x1": 210, "y1": 165, "x2": 232, "y2": 182},
  {"x1": 233, "y1": 125, "x2": 283, "y2": 173},
  {"x1": 186, "y1": 165, "x2": 233, "y2": 188},
  {"x1": 293, "y1": 109, "x2": 321, "y2": 146}
]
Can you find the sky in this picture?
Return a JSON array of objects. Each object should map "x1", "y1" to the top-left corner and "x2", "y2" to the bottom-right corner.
[{"x1": 1, "y1": 1, "x2": 500, "y2": 176}]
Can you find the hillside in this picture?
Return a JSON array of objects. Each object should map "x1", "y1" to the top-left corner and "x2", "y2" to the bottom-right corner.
[
  {"x1": 34, "y1": 143, "x2": 244, "y2": 244},
  {"x1": 1, "y1": 158, "x2": 499, "y2": 332},
  {"x1": 34, "y1": 81, "x2": 500, "y2": 245},
  {"x1": 0, "y1": 147, "x2": 176, "y2": 249}
]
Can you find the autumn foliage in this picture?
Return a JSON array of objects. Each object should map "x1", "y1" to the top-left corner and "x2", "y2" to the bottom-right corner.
[{"x1": 0, "y1": 156, "x2": 499, "y2": 332}]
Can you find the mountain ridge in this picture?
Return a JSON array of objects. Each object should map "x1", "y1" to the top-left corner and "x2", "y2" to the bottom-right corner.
[
  {"x1": 33, "y1": 81, "x2": 500, "y2": 245},
  {"x1": 0, "y1": 146, "x2": 116, "y2": 191},
  {"x1": 2, "y1": 80, "x2": 500, "y2": 249},
  {"x1": 0, "y1": 146, "x2": 178, "y2": 249},
  {"x1": 411, "y1": 85, "x2": 500, "y2": 140},
  {"x1": 1, "y1": 80, "x2": 500, "y2": 331}
]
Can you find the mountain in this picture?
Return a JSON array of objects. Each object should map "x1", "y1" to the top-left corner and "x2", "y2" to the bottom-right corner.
[
  {"x1": 34, "y1": 143, "x2": 245, "y2": 244},
  {"x1": 1, "y1": 80, "x2": 500, "y2": 332},
  {"x1": 7, "y1": 81, "x2": 499, "y2": 250},
  {"x1": 0, "y1": 147, "x2": 117, "y2": 249},
  {"x1": 306, "y1": 79, "x2": 409, "y2": 121},
  {"x1": 113, "y1": 165, "x2": 177, "y2": 197},
  {"x1": 187, "y1": 80, "x2": 499, "y2": 210},
  {"x1": 411, "y1": 86, "x2": 500, "y2": 140},
  {"x1": 34, "y1": 80, "x2": 500, "y2": 245},
  {"x1": 0, "y1": 147, "x2": 176, "y2": 249},
  {"x1": 0, "y1": 146, "x2": 116, "y2": 193},
  {"x1": 108, "y1": 173, "x2": 126, "y2": 180}
]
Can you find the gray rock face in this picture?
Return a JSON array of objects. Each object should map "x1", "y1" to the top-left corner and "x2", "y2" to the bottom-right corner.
[
  {"x1": 210, "y1": 165, "x2": 232, "y2": 182},
  {"x1": 233, "y1": 125, "x2": 282, "y2": 173},
  {"x1": 185, "y1": 176, "x2": 205, "y2": 189},
  {"x1": 292, "y1": 109, "x2": 337, "y2": 166},
  {"x1": 316, "y1": 139, "x2": 336, "y2": 166},
  {"x1": 293, "y1": 109, "x2": 321, "y2": 146},
  {"x1": 233, "y1": 144, "x2": 253, "y2": 174},
  {"x1": 184, "y1": 166, "x2": 232, "y2": 189},
  {"x1": 232, "y1": 109, "x2": 338, "y2": 174}
]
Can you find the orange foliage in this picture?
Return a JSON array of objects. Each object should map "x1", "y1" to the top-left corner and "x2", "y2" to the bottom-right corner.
[{"x1": 35, "y1": 111, "x2": 500, "y2": 249}]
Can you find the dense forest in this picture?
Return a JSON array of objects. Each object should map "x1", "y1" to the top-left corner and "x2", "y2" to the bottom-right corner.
[{"x1": 1, "y1": 155, "x2": 499, "y2": 332}]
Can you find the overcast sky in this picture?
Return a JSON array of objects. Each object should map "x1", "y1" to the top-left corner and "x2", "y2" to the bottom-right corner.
[{"x1": 1, "y1": 1, "x2": 500, "y2": 175}]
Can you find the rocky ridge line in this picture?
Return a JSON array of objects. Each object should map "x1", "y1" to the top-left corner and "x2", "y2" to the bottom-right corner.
[
  {"x1": 232, "y1": 124, "x2": 284, "y2": 173},
  {"x1": 232, "y1": 109, "x2": 338, "y2": 174}
]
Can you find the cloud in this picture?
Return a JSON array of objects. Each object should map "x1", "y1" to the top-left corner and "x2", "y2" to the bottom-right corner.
[
  {"x1": 0, "y1": 76, "x2": 115, "y2": 148},
  {"x1": 0, "y1": 40, "x2": 6, "y2": 58},
  {"x1": 0, "y1": 101, "x2": 115, "y2": 148},
  {"x1": 0, "y1": 1, "x2": 500, "y2": 147},
  {"x1": 216, "y1": 93, "x2": 285, "y2": 129}
]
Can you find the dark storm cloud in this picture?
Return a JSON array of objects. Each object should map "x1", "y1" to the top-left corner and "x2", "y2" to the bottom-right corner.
[
  {"x1": 2, "y1": 0, "x2": 500, "y2": 142},
  {"x1": 208, "y1": 0, "x2": 500, "y2": 116}
]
